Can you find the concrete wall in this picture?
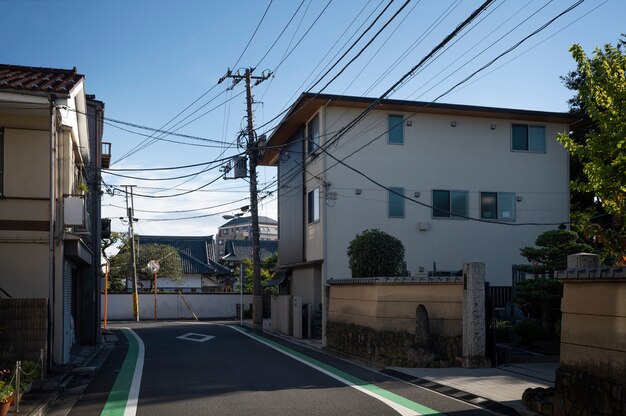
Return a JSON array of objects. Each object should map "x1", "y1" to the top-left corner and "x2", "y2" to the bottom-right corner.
[
  {"x1": 328, "y1": 278, "x2": 463, "y2": 337},
  {"x1": 548, "y1": 267, "x2": 626, "y2": 415},
  {"x1": 322, "y1": 108, "x2": 570, "y2": 286},
  {"x1": 102, "y1": 293, "x2": 253, "y2": 320},
  {"x1": 290, "y1": 264, "x2": 322, "y2": 309},
  {"x1": 271, "y1": 295, "x2": 292, "y2": 335},
  {"x1": 560, "y1": 278, "x2": 626, "y2": 383}
]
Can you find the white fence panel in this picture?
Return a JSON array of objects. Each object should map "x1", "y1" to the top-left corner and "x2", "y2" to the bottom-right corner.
[{"x1": 102, "y1": 293, "x2": 253, "y2": 320}]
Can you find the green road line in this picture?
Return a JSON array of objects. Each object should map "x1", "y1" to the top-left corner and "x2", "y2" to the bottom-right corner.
[
  {"x1": 101, "y1": 328, "x2": 139, "y2": 416},
  {"x1": 232, "y1": 326, "x2": 444, "y2": 416}
]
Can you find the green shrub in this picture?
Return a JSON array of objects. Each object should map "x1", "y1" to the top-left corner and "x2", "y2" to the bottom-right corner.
[
  {"x1": 514, "y1": 320, "x2": 548, "y2": 345},
  {"x1": 347, "y1": 229, "x2": 405, "y2": 277}
]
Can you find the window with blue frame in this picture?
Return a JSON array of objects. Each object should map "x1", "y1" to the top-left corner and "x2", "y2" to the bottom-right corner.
[
  {"x1": 388, "y1": 114, "x2": 404, "y2": 144},
  {"x1": 388, "y1": 187, "x2": 404, "y2": 217}
]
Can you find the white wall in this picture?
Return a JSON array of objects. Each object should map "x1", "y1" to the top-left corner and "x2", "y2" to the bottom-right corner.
[
  {"x1": 102, "y1": 293, "x2": 253, "y2": 320},
  {"x1": 322, "y1": 108, "x2": 570, "y2": 286}
]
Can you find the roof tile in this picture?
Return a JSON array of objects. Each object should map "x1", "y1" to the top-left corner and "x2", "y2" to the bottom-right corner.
[{"x1": 0, "y1": 64, "x2": 84, "y2": 94}]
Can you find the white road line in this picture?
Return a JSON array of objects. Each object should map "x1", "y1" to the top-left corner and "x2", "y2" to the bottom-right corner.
[
  {"x1": 123, "y1": 328, "x2": 145, "y2": 416},
  {"x1": 227, "y1": 325, "x2": 424, "y2": 416}
]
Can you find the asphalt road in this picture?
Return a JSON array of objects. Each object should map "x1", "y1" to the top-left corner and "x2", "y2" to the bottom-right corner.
[{"x1": 67, "y1": 321, "x2": 494, "y2": 416}]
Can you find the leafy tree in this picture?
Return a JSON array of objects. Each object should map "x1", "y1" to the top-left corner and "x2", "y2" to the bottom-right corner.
[
  {"x1": 108, "y1": 238, "x2": 183, "y2": 288},
  {"x1": 107, "y1": 277, "x2": 126, "y2": 293},
  {"x1": 519, "y1": 229, "x2": 593, "y2": 275},
  {"x1": 517, "y1": 229, "x2": 592, "y2": 335},
  {"x1": 558, "y1": 38, "x2": 626, "y2": 264},
  {"x1": 235, "y1": 252, "x2": 278, "y2": 294},
  {"x1": 347, "y1": 229, "x2": 405, "y2": 277},
  {"x1": 101, "y1": 231, "x2": 122, "y2": 262}
]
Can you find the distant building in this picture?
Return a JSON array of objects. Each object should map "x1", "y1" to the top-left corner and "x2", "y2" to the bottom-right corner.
[
  {"x1": 221, "y1": 239, "x2": 278, "y2": 270},
  {"x1": 137, "y1": 235, "x2": 232, "y2": 292},
  {"x1": 215, "y1": 216, "x2": 278, "y2": 258}
]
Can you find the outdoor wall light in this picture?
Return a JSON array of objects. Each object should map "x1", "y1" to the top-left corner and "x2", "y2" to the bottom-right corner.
[
  {"x1": 406, "y1": 120, "x2": 413, "y2": 126},
  {"x1": 355, "y1": 189, "x2": 362, "y2": 195},
  {"x1": 490, "y1": 123, "x2": 496, "y2": 130},
  {"x1": 450, "y1": 121, "x2": 457, "y2": 127},
  {"x1": 516, "y1": 196, "x2": 523, "y2": 202},
  {"x1": 414, "y1": 191, "x2": 420, "y2": 198}
]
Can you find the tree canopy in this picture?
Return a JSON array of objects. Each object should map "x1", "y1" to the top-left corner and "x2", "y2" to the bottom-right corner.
[
  {"x1": 519, "y1": 229, "x2": 593, "y2": 275},
  {"x1": 235, "y1": 252, "x2": 278, "y2": 293},
  {"x1": 108, "y1": 237, "x2": 183, "y2": 289},
  {"x1": 347, "y1": 229, "x2": 405, "y2": 277},
  {"x1": 558, "y1": 39, "x2": 626, "y2": 264}
]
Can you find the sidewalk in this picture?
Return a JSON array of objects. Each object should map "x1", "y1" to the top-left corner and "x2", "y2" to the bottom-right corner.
[
  {"x1": 385, "y1": 362, "x2": 557, "y2": 416},
  {"x1": 11, "y1": 335, "x2": 111, "y2": 416}
]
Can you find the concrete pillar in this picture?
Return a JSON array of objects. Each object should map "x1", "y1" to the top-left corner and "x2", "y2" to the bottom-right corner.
[
  {"x1": 567, "y1": 253, "x2": 600, "y2": 269},
  {"x1": 462, "y1": 262, "x2": 489, "y2": 368}
]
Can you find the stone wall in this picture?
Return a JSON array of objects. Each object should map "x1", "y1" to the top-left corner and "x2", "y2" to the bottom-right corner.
[
  {"x1": 326, "y1": 321, "x2": 461, "y2": 367},
  {"x1": 327, "y1": 277, "x2": 463, "y2": 367}
]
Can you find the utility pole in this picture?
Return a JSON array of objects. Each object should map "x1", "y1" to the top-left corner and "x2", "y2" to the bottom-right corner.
[
  {"x1": 219, "y1": 67, "x2": 271, "y2": 331},
  {"x1": 122, "y1": 185, "x2": 139, "y2": 321}
]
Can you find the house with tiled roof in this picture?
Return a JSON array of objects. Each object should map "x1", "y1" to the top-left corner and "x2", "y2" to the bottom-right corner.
[
  {"x1": 0, "y1": 64, "x2": 107, "y2": 365},
  {"x1": 215, "y1": 215, "x2": 278, "y2": 258},
  {"x1": 137, "y1": 235, "x2": 232, "y2": 292},
  {"x1": 220, "y1": 239, "x2": 278, "y2": 270}
]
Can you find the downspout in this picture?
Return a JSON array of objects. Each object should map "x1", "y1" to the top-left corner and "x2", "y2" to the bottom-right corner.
[
  {"x1": 321, "y1": 105, "x2": 328, "y2": 347},
  {"x1": 48, "y1": 94, "x2": 57, "y2": 369}
]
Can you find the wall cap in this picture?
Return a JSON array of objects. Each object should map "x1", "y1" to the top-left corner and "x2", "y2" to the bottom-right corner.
[
  {"x1": 554, "y1": 267, "x2": 625, "y2": 280},
  {"x1": 328, "y1": 277, "x2": 462, "y2": 285}
]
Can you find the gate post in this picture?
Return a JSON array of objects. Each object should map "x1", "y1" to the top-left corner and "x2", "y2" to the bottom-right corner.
[{"x1": 462, "y1": 262, "x2": 490, "y2": 367}]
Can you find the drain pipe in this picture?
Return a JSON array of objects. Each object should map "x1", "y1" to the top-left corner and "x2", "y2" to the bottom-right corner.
[{"x1": 48, "y1": 94, "x2": 57, "y2": 370}]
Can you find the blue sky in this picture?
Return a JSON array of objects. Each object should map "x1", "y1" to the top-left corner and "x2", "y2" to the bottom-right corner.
[{"x1": 1, "y1": 0, "x2": 623, "y2": 237}]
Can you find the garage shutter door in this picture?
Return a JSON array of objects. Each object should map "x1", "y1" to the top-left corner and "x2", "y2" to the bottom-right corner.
[{"x1": 63, "y1": 261, "x2": 73, "y2": 363}]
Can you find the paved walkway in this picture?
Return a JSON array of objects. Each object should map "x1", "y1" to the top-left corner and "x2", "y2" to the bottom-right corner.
[{"x1": 386, "y1": 362, "x2": 558, "y2": 415}]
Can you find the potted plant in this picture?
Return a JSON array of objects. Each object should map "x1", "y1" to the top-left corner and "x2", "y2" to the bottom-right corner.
[
  {"x1": 19, "y1": 360, "x2": 40, "y2": 393},
  {"x1": 0, "y1": 380, "x2": 14, "y2": 416}
]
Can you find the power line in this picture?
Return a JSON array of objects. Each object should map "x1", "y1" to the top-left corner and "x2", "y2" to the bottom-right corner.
[
  {"x1": 111, "y1": 174, "x2": 223, "y2": 199},
  {"x1": 254, "y1": 0, "x2": 308, "y2": 69},
  {"x1": 273, "y1": 0, "x2": 335, "y2": 73},
  {"x1": 273, "y1": 0, "x2": 588, "y2": 226},
  {"x1": 113, "y1": 84, "x2": 223, "y2": 165},
  {"x1": 316, "y1": 0, "x2": 415, "y2": 94},
  {"x1": 102, "y1": 153, "x2": 242, "y2": 172},
  {"x1": 306, "y1": 0, "x2": 397, "y2": 93},
  {"x1": 232, "y1": 0, "x2": 274, "y2": 69}
]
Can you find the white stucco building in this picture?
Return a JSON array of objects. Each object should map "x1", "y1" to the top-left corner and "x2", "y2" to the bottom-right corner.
[{"x1": 260, "y1": 93, "x2": 576, "y2": 338}]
